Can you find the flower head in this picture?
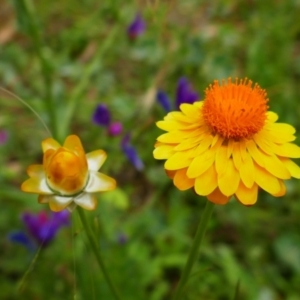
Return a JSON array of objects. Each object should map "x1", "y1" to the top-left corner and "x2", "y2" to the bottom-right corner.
[
  {"x1": 127, "y1": 13, "x2": 146, "y2": 39},
  {"x1": 156, "y1": 77, "x2": 200, "y2": 112},
  {"x1": 21, "y1": 135, "x2": 116, "y2": 211},
  {"x1": 108, "y1": 122, "x2": 123, "y2": 136},
  {"x1": 92, "y1": 104, "x2": 111, "y2": 127},
  {"x1": 7, "y1": 210, "x2": 69, "y2": 250},
  {"x1": 175, "y1": 77, "x2": 199, "y2": 109},
  {"x1": 154, "y1": 78, "x2": 300, "y2": 205}
]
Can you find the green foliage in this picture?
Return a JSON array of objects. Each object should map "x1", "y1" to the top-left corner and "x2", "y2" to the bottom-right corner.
[{"x1": 1, "y1": 0, "x2": 300, "y2": 299}]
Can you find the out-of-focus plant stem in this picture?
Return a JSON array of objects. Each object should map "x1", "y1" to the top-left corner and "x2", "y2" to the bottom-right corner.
[
  {"x1": 77, "y1": 207, "x2": 123, "y2": 300},
  {"x1": 59, "y1": 25, "x2": 120, "y2": 139},
  {"x1": 173, "y1": 200, "x2": 215, "y2": 300}
]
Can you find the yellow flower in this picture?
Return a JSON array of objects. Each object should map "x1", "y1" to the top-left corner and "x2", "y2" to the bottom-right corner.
[
  {"x1": 153, "y1": 78, "x2": 300, "y2": 205},
  {"x1": 21, "y1": 135, "x2": 116, "y2": 211}
]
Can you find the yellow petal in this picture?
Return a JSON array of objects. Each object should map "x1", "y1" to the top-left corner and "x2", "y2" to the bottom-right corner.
[
  {"x1": 271, "y1": 143, "x2": 300, "y2": 158},
  {"x1": 75, "y1": 192, "x2": 97, "y2": 210},
  {"x1": 165, "y1": 152, "x2": 193, "y2": 170},
  {"x1": 240, "y1": 153, "x2": 255, "y2": 188},
  {"x1": 165, "y1": 169, "x2": 176, "y2": 179},
  {"x1": 232, "y1": 142, "x2": 242, "y2": 169},
  {"x1": 266, "y1": 111, "x2": 278, "y2": 122},
  {"x1": 173, "y1": 168, "x2": 195, "y2": 190},
  {"x1": 207, "y1": 188, "x2": 230, "y2": 205},
  {"x1": 38, "y1": 194, "x2": 49, "y2": 203},
  {"x1": 63, "y1": 135, "x2": 85, "y2": 152},
  {"x1": 156, "y1": 120, "x2": 200, "y2": 131},
  {"x1": 187, "y1": 151, "x2": 215, "y2": 178},
  {"x1": 194, "y1": 165, "x2": 218, "y2": 196},
  {"x1": 27, "y1": 164, "x2": 44, "y2": 178},
  {"x1": 21, "y1": 177, "x2": 53, "y2": 195},
  {"x1": 258, "y1": 152, "x2": 290, "y2": 179},
  {"x1": 272, "y1": 180, "x2": 286, "y2": 197},
  {"x1": 246, "y1": 139, "x2": 265, "y2": 167},
  {"x1": 215, "y1": 146, "x2": 228, "y2": 176},
  {"x1": 165, "y1": 111, "x2": 191, "y2": 123},
  {"x1": 280, "y1": 158, "x2": 300, "y2": 178},
  {"x1": 180, "y1": 103, "x2": 201, "y2": 120},
  {"x1": 153, "y1": 145, "x2": 175, "y2": 159},
  {"x1": 218, "y1": 159, "x2": 240, "y2": 196},
  {"x1": 263, "y1": 123, "x2": 296, "y2": 143},
  {"x1": 85, "y1": 172, "x2": 116, "y2": 192},
  {"x1": 192, "y1": 134, "x2": 214, "y2": 156},
  {"x1": 86, "y1": 150, "x2": 107, "y2": 171},
  {"x1": 235, "y1": 181, "x2": 258, "y2": 205},
  {"x1": 253, "y1": 133, "x2": 273, "y2": 155},
  {"x1": 48, "y1": 195, "x2": 73, "y2": 212},
  {"x1": 42, "y1": 138, "x2": 61, "y2": 153},
  {"x1": 254, "y1": 162, "x2": 281, "y2": 194}
]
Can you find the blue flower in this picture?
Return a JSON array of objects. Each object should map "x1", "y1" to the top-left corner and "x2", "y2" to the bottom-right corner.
[
  {"x1": 175, "y1": 77, "x2": 199, "y2": 109},
  {"x1": 92, "y1": 104, "x2": 123, "y2": 136},
  {"x1": 92, "y1": 104, "x2": 111, "y2": 127},
  {"x1": 8, "y1": 210, "x2": 70, "y2": 249},
  {"x1": 156, "y1": 77, "x2": 200, "y2": 112},
  {"x1": 121, "y1": 134, "x2": 144, "y2": 171},
  {"x1": 156, "y1": 90, "x2": 172, "y2": 112},
  {"x1": 127, "y1": 13, "x2": 146, "y2": 39}
]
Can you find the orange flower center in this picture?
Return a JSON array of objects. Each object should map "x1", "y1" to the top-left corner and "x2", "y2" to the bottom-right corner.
[
  {"x1": 44, "y1": 148, "x2": 88, "y2": 195},
  {"x1": 202, "y1": 78, "x2": 269, "y2": 140}
]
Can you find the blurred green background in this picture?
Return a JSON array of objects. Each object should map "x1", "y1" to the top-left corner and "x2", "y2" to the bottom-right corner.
[{"x1": 1, "y1": 0, "x2": 300, "y2": 299}]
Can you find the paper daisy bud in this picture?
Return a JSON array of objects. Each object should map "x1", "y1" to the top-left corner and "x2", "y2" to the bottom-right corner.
[
  {"x1": 153, "y1": 78, "x2": 300, "y2": 205},
  {"x1": 21, "y1": 135, "x2": 116, "y2": 212}
]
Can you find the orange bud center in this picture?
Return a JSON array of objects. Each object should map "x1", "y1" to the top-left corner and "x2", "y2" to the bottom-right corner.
[
  {"x1": 44, "y1": 147, "x2": 88, "y2": 195},
  {"x1": 202, "y1": 78, "x2": 269, "y2": 140}
]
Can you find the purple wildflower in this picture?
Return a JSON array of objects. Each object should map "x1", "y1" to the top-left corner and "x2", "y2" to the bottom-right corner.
[
  {"x1": 21, "y1": 210, "x2": 70, "y2": 246},
  {"x1": 7, "y1": 231, "x2": 36, "y2": 252},
  {"x1": 121, "y1": 134, "x2": 144, "y2": 171},
  {"x1": 108, "y1": 122, "x2": 123, "y2": 136},
  {"x1": 92, "y1": 104, "x2": 111, "y2": 127},
  {"x1": 175, "y1": 77, "x2": 199, "y2": 109},
  {"x1": 0, "y1": 129, "x2": 8, "y2": 145},
  {"x1": 127, "y1": 13, "x2": 146, "y2": 39},
  {"x1": 156, "y1": 90, "x2": 172, "y2": 112}
]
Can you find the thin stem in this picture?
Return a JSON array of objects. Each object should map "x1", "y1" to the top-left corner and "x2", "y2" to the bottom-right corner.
[
  {"x1": 173, "y1": 201, "x2": 215, "y2": 300},
  {"x1": 77, "y1": 207, "x2": 122, "y2": 300}
]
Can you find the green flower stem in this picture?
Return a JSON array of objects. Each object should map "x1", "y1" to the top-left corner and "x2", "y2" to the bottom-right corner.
[
  {"x1": 59, "y1": 25, "x2": 120, "y2": 139},
  {"x1": 18, "y1": 0, "x2": 58, "y2": 138},
  {"x1": 77, "y1": 207, "x2": 122, "y2": 300},
  {"x1": 173, "y1": 201, "x2": 215, "y2": 300}
]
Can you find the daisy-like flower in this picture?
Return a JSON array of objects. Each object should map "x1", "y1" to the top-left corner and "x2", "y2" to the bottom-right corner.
[
  {"x1": 21, "y1": 135, "x2": 116, "y2": 211},
  {"x1": 153, "y1": 78, "x2": 300, "y2": 205}
]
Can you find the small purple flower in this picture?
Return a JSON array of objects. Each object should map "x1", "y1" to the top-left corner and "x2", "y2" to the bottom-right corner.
[
  {"x1": 157, "y1": 77, "x2": 200, "y2": 112},
  {"x1": 127, "y1": 13, "x2": 146, "y2": 39},
  {"x1": 121, "y1": 134, "x2": 144, "y2": 171},
  {"x1": 108, "y1": 122, "x2": 123, "y2": 136},
  {"x1": 156, "y1": 90, "x2": 172, "y2": 112},
  {"x1": 92, "y1": 104, "x2": 111, "y2": 127},
  {"x1": 8, "y1": 210, "x2": 70, "y2": 250},
  {"x1": 0, "y1": 130, "x2": 8, "y2": 145},
  {"x1": 22, "y1": 210, "x2": 70, "y2": 246},
  {"x1": 175, "y1": 77, "x2": 199, "y2": 109}
]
